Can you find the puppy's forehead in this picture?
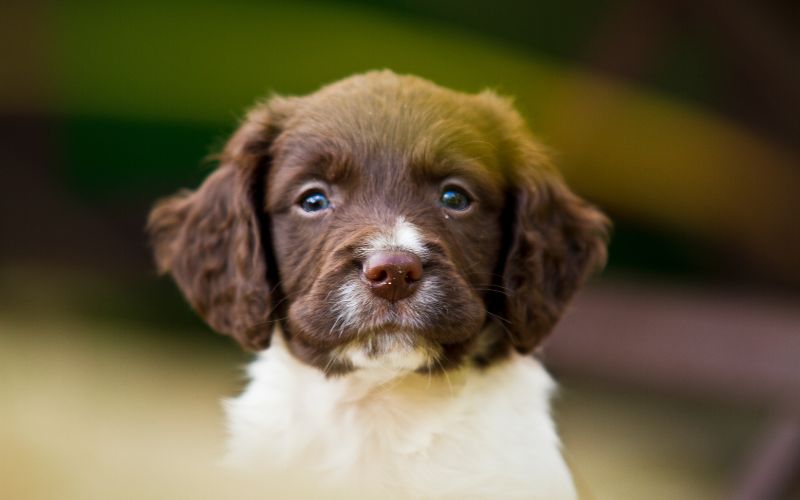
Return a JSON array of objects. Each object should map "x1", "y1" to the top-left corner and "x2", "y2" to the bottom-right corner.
[{"x1": 273, "y1": 74, "x2": 503, "y2": 183}]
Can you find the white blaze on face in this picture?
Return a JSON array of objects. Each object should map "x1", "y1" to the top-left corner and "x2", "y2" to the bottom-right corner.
[{"x1": 363, "y1": 216, "x2": 428, "y2": 257}]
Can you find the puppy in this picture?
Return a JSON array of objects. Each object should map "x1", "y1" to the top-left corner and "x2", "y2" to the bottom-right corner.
[{"x1": 148, "y1": 71, "x2": 609, "y2": 499}]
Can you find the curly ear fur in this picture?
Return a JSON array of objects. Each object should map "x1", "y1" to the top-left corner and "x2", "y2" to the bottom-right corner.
[
  {"x1": 478, "y1": 92, "x2": 610, "y2": 353},
  {"x1": 147, "y1": 101, "x2": 289, "y2": 350},
  {"x1": 502, "y1": 164, "x2": 610, "y2": 352}
]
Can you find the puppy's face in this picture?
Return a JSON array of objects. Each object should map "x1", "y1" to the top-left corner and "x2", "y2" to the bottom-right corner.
[
  {"x1": 266, "y1": 83, "x2": 506, "y2": 372},
  {"x1": 148, "y1": 71, "x2": 609, "y2": 375}
]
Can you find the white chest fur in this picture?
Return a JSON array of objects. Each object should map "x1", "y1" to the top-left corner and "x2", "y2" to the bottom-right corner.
[{"x1": 224, "y1": 336, "x2": 576, "y2": 499}]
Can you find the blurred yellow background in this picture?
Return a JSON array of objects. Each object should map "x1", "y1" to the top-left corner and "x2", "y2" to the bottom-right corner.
[{"x1": 2, "y1": 1, "x2": 798, "y2": 499}]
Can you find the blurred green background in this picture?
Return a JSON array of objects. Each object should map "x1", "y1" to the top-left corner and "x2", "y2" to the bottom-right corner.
[{"x1": 2, "y1": 1, "x2": 799, "y2": 499}]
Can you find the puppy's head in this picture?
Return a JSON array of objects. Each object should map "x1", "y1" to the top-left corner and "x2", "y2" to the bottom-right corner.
[{"x1": 148, "y1": 71, "x2": 609, "y2": 374}]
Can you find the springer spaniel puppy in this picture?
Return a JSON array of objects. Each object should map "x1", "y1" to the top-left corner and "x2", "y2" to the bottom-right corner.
[{"x1": 148, "y1": 71, "x2": 608, "y2": 499}]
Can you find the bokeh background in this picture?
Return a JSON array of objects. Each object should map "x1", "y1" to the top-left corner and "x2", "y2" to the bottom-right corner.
[{"x1": 2, "y1": 1, "x2": 799, "y2": 499}]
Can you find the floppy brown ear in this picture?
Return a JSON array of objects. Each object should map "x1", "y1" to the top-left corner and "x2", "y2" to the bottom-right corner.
[
  {"x1": 500, "y1": 146, "x2": 611, "y2": 353},
  {"x1": 147, "y1": 101, "x2": 289, "y2": 350}
]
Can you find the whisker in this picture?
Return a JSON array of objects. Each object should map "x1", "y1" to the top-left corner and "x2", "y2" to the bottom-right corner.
[
  {"x1": 484, "y1": 310, "x2": 518, "y2": 345},
  {"x1": 433, "y1": 356, "x2": 454, "y2": 396}
]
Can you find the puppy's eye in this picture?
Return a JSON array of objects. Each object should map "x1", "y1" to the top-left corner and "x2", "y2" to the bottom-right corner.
[
  {"x1": 299, "y1": 192, "x2": 331, "y2": 212},
  {"x1": 440, "y1": 188, "x2": 471, "y2": 211}
]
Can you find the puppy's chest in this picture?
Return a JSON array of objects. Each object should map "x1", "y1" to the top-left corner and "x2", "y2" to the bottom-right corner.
[
  {"x1": 286, "y1": 381, "x2": 473, "y2": 471},
  {"x1": 225, "y1": 347, "x2": 574, "y2": 498},
  {"x1": 229, "y1": 356, "x2": 492, "y2": 467}
]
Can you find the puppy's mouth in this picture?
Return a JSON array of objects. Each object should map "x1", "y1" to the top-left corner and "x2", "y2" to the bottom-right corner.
[{"x1": 323, "y1": 269, "x2": 447, "y2": 332}]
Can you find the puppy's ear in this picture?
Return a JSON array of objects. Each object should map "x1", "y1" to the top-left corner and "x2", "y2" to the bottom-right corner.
[
  {"x1": 478, "y1": 92, "x2": 610, "y2": 352},
  {"x1": 147, "y1": 100, "x2": 292, "y2": 350},
  {"x1": 500, "y1": 159, "x2": 609, "y2": 352}
]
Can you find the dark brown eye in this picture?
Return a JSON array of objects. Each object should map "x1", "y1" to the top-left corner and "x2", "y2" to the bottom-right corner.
[
  {"x1": 299, "y1": 192, "x2": 331, "y2": 212},
  {"x1": 440, "y1": 188, "x2": 471, "y2": 211}
]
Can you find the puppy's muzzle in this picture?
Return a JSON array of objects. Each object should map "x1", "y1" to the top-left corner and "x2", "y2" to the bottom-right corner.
[{"x1": 361, "y1": 251, "x2": 423, "y2": 302}]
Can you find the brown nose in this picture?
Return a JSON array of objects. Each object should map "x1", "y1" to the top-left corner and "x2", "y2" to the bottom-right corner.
[{"x1": 362, "y1": 251, "x2": 423, "y2": 302}]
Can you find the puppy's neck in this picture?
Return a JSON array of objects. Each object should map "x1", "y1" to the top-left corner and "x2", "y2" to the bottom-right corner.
[
  {"x1": 225, "y1": 326, "x2": 575, "y2": 499},
  {"x1": 268, "y1": 329, "x2": 471, "y2": 401}
]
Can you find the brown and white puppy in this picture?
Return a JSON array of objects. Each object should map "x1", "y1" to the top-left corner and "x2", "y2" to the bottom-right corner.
[{"x1": 148, "y1": 71, "x2": 608, "y2": 499}]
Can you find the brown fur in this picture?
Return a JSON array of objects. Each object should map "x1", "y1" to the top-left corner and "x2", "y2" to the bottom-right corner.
[{"x1": 147, "y1": 71, "x2": 610, "y2": 373}]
